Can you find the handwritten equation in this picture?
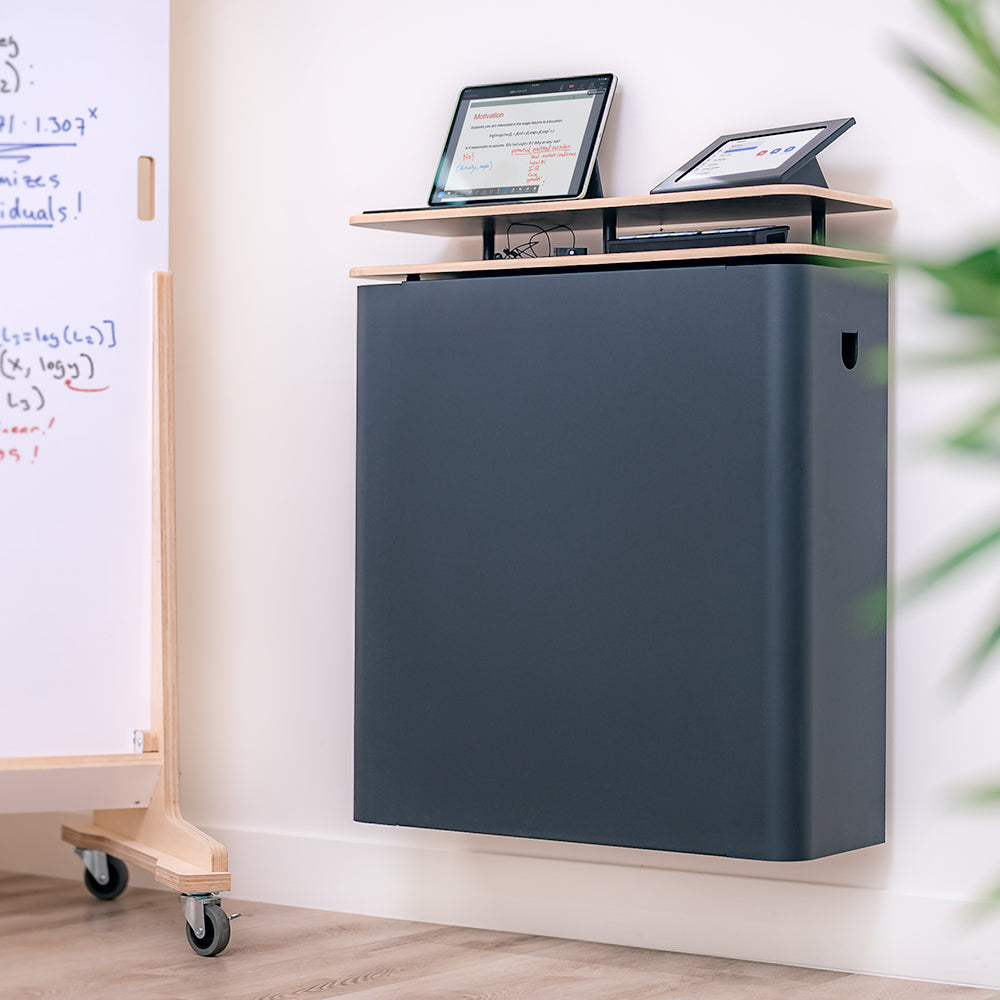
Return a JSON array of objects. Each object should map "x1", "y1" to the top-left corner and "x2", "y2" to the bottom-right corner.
[
  {"x1": 1, "y1": 32, "x2": 101, "y2": 229},
  {"x1": 0, "y1": 35, "x2": 23, "y2": 94},
  {"x1": 1, "y1": 313, "x2": 113, "y2": 463},
  {"x1": 0, "y1": 414, "x2": 54, "y2": 464},
  {"x1": 2, "y1": 319, "x2": 116, "y2": 348},
  {"x1": 2, "y1": 346, "x2": 107, "y2": 408}
]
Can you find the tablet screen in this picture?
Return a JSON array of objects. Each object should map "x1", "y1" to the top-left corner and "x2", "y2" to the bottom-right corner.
[
  {"x1": 679, "y1": 127, "x2": 825, "y2": 183},
  {"x1": 430, "y1": 74, "x2": 616, "y2": 206},
  {"x1": 650, "y1": 118, "x2": 855, "y2": 194}
]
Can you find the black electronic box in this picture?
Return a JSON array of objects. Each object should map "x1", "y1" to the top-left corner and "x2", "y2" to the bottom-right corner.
[{"x1": 607, "y1": 224, "x2": 789, "y2": 253}]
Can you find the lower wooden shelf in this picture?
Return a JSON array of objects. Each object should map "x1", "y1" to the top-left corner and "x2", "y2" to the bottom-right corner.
[
  {"x1": 0, "y1": 755, "x2": 161, "y2": 814},
  {"x1": 350, "y1": 243, "x2": 890, "y2": 281}
]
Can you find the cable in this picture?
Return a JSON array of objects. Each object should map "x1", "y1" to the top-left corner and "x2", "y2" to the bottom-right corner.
[{"x1": 499, "y1": 222, "x2": 578, "y2": 259}]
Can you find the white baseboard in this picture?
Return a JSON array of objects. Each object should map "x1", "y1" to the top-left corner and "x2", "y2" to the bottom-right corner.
[{"x1": 194, "y1": 824, "x2": 1000, "y2": 989}]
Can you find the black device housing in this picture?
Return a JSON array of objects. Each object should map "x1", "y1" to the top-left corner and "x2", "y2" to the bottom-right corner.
[{"x1": 608, "y1": 225, "x2": 789, "y2": 253}]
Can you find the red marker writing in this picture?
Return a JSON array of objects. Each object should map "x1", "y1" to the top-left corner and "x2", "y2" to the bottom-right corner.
[{"x1": 65, "y1": 379, "x2": 109, "y2": 392}]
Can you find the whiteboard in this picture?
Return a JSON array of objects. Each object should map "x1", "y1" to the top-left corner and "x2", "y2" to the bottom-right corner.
[{"x1": 0, "y1": 1, "x2": 169, "y2": 757}]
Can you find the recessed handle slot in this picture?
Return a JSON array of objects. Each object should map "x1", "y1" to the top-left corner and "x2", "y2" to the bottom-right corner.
[
  {"x1": 137, "y1": 155, "x2": 155, "y2": 221},
  {"x1": 842, "y1": 330, "x2": 859, "y2": 370}
]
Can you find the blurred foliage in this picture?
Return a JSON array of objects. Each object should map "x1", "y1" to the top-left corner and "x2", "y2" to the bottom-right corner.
[
  {"x1": 903, "y1": 0, "x2": 1000, "y2": 127},
  {"x1": 898, "y1": 0, "x2": 1000, "y2": 684},
  {"x1": 901, "y1": 0, "x2": 1000, "y2": 906}
]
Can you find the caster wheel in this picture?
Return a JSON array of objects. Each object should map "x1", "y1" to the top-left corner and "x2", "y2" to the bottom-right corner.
[
  {"x1": 185, "y1": 903, "x2": 231, "y2": 957},
  {"x1": 83, "y1": 854, "x2": 129, "y2": 901}
]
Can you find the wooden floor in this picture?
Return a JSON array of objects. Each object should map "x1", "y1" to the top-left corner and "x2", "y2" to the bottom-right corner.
[{"x1": 3, "y1": 870, "x2": 999, "y2": 1000}]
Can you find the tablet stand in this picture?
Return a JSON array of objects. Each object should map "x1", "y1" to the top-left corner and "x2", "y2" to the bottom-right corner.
[
  {"x1": 781, "y1": 156, "x2": 827, "y2": 188},
  {"x1": 585, "y1": 164, "x2": 604, "y2": 199}
]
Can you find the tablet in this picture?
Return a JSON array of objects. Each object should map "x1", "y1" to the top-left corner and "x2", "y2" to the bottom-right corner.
[
  {"x1": 429, "y1": 74, "x2": 616, "y2": 207},
  {"x1": 651, "y1": 118, "x2": 855, "y2": 194}
]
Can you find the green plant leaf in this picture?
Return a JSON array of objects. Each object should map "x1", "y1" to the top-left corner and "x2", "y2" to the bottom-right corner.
[
  {"x1": 903, "y1": 48, "x2": 1000, "y2": 127},
  {"x1": 902, "y1": 519, "x2": 1000, "y2": 603},
  {"x1": 857, "y1": 583, "x2": 890, "y2": 635},
  {"x1": 863, "y1": 343, "x2": 892, "y2": 385},
  {"x1": 901, "y1": 0, "x2": 1000, "y2": 130},
  {"x1": 957, "y1": 611, "x2": 1000, "y2": 683},
  {"x1": 916, "y1": 246, "x2": 1000, "y2": 319},
  {"x1": 939, "y1": 399, "x2": 1000, "y2": 455},
  {"x1": 951, "y1": 778, "x2": 1000, "y2": 807},
  {"x1": 899, "y1": 0, "x2": 1000, "y2": 917},
  {"x1": 931, "y1": 0, "x2": 1000, "y2": 80},
  {"x1": 907, "y1": 342, "x2": 1000, "y2": 369},
  {"x1": 965, "y1": 879, "x2": 1000, "y2": 921}
]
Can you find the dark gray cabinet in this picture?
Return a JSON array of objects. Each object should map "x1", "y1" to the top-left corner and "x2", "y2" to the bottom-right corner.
[{"x1": 355, "y1": 261, "x2": 887, "y2": 861}]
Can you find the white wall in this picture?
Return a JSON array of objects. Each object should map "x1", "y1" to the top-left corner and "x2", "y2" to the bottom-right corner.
[{"x1": 7, "y1": 0, "x2": 1000, "y2": 986}]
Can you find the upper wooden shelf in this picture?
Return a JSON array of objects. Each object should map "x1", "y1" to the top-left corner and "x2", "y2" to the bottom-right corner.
[{"x1": 350, "y1": 185, "x2": 892, "y2": 238}]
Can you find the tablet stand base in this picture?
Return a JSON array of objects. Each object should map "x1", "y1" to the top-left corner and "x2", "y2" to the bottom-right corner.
[
  {"x1": 585, "y1": 164, "x2": 604, "y2": 199},
  {"x1": 782, "y1": 156, "x2": 827, "y2": 188}
]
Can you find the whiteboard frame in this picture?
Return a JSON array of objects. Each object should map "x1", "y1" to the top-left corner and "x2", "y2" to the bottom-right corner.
[{"x1": 1, "y1": 274, "x2": 230, "y2": 893}]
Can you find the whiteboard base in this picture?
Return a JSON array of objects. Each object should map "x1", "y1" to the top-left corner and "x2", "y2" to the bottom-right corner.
[
  {"x1": 62, "y1": 813, "x2": 230, "y2": 893},
  {"x1": 61, "y1": 272, "x2": 230, "y2": 894}
]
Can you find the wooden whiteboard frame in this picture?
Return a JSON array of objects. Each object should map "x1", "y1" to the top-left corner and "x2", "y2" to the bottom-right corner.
[{"x1": 0, "y1": 273, "x2": 229, "y2": 894}]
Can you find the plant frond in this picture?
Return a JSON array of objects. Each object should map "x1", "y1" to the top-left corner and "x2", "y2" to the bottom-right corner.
[
  {"x1": 902, "y1": 520, "x2": 1000, "y2": 603},
  {"x1": 930, "y1": 0, "x2": 1000, "y2": 80},
  {"x1": 903, "y1": 47, "x2": 1000, "y2": 127},
  {"x1": 956, "y1": 612, "x2": 1000, "y2": 684},
  {"x1": 950, "y1": 778, "x2": 1000, "y2": 808}
]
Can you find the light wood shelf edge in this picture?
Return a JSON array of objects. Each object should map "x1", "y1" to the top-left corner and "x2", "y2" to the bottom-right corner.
[
  {"x1": 350, "y1": 184, "x2": 893, "y2": 229},
  {"x1": 62, "y1": 271, "x2": 230, "y2": 892},
  {"x1": 350, "y1": 243, "x2": 891, "y2": 280},
  {"x1": 1, "y1": 754, "x2": 160, "y2": 771}
]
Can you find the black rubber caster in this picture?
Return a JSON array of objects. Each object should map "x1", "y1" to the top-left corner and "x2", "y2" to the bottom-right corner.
[
  {"x1": 83, "y1": 854, "x2": 129, "y2": 901},
  {"x1": 185, "y1": 902, "x2": 231, "y2": 957}
]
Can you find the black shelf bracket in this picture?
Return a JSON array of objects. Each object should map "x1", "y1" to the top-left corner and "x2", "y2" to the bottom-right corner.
[
  {"x1": 482, "y1": 218, "x2": 496, "y2": 260},
  {"x1": 810, "y1": 199, "x2": 826, "y2": 246},
  {"x1": 602, "y1": 208, "x2": 617, "y2": 254}
]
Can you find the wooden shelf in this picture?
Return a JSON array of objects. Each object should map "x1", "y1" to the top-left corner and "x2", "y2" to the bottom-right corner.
[
  {"x1": 350, "y1": 185, "x2": 892, "y2": 238},
  {"x1": 0, "y1": 754, "x2": 161, "y2": 814},
  {"x1": 351, "y1": 243, "x2": 890, "y2": 281}
]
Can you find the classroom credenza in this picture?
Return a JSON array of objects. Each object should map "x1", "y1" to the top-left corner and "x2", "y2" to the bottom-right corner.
[{"x1": 351, "y1": 187, "x2": 891, "y2": 861}]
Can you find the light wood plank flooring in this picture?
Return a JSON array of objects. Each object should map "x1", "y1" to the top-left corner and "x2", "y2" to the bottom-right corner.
[{"x1": 3, "y1": 870, "x2": 999, "y2": 1000}]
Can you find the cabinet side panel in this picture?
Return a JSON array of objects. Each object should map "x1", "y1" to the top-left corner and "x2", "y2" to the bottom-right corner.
[
  {"x1": 804, "y1": 268, "x2": 889, "y2": 857},
  {"x1": 355, "y1": 267, "x2": 778, "y2": 856}
]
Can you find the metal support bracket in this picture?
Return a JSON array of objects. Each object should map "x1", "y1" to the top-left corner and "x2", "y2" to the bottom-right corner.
[
  {"x1": 76, "y1": 848, "x2": 109, "y2": 886},
  {"x1": 180, "y1": 892, "x2": 224, "y2": 940},
  {"x1": 602, "y1": 208, "x2": 617, "y2": 254},
  {"x1": 810, "y1": 199, "x2": 827, "y2": 246}
]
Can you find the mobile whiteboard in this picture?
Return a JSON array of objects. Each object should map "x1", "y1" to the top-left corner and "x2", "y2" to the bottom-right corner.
[{"x1": 0, "y1": 0, "x2": 169, "y2": 757}]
